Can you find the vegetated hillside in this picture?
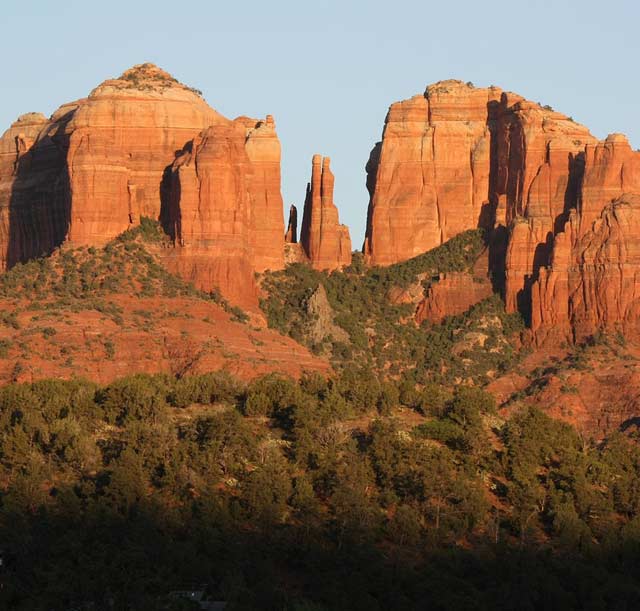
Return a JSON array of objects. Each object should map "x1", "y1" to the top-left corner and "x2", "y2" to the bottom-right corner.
[
  {"x1": 489, "y1": 332, "x2": 640, "y2": 438},
  {"x1": 2, "y1": 370, "x2": 640, "y2": 609},
  {"x1": 0, "y1": 219, "x2": 327, "y2": 384},
  {"x1": 260, "y1": 229, "x2": 524, "y2": 384}
]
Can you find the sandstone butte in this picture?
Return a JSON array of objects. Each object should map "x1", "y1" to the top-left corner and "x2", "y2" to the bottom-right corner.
[
  {"x1": 364, "y1": 79, "x2": 640, "y2": 344},
  {"x1": 0, "y1": 63, "x2": 287, "y2": 308},
  {"x1": 298, "y1": 154, "x2": 352, "y2": 271}
]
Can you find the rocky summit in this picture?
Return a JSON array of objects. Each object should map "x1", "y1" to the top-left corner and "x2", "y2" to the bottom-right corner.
[
  {"x1": 3, "y1": 67, "x2": 640, "y2": 431},
  {"x1": 363, "y1": 80, "x2": 640, "y2": 345},
  {"x1": 7, "y1": 62, "x2": 640, "y2": 610}
]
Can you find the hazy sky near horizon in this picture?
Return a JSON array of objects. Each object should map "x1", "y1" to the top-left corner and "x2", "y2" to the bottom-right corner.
[{"x1": 2, "y1": 0, "x2": 638, "y2": 245}]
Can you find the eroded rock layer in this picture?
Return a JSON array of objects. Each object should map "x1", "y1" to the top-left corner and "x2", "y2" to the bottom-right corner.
[
  {"x1": 363, "y1": 82, "x2": 503, "y2": 266},
  {"x1": 365, "y1": 79, "x2": 640, "y2": 343},
  {"x1": 300, "y1": 155, "x2": 352, "y2": 270},
  {"x1": 0, "y1": 63, "x2": 286, "y2": 305}
]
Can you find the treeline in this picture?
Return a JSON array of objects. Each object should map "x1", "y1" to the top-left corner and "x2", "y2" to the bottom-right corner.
[{"x1": 1, "y1": 370, "x2": 640, "y2": 609}]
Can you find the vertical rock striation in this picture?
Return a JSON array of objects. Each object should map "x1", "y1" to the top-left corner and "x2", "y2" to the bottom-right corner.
[
  {"x1": 299, "y1": 155, "x2": 352, "y2": 270},
  {"x1": 364, "y1": 79, "x2": 640, "y2": 343},
  {"x1": 0, "y1": 63, "x2": 286, "y2": 306}
]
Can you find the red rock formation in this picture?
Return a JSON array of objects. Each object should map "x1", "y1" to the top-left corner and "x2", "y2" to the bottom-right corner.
[
  {"x1": 240, "y1": 114, "x2": 285, "y2": 272},
  {"x1": 493, "y1": 100, "x2": 595, "y2": 315},
  {"x1": 163, "y1": 113, "x2": 286, "y2": 307},
  {"x1": 363, "y1": 80, "x2": 640, "y2": 344},
  {"x1": 65, "y1": 63, "x2": 225, "y2": 245},
  {"x1": 0, "y1": 106, "x2": 77, "y2": 269},
  {"x1": 416, "y1": 273, "x2": 493, "y2": 324},
  {"x1": 531, "y1": 194, "x2": 640, "y2": 344},
  {"x1": 363, "y1": 82, "x2": 503, "y2": 266},
  {"x1": 299, "y1": 155, "x2": 352, "y2": 270},
  {"x1": 578, "y1": 134, "x2": 640, "y2": 231},
  {"x1": 524, "y1": 136, "x2": 640, "y2": 344},
  {"x1": 285, "y1": 204, "x2": 298, "y2": 243},
  {"x1": 161, "y1": 122, "x2": 258, "y2": 307},
  {"x1": 0, "y1": 112, "x2": 50, "y2": 268},
  {"x1": 0, "y1": 63, "x2": 286, "y2": 306},
  {"x1": 363, "y1": 82, "x2": 597, "y2": 310}
]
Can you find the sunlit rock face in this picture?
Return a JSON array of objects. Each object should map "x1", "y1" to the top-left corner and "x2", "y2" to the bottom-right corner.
[
  {"x1": 0, "y1": 63, "x2": 286, "y2": 307},
  {"x1": 300, "y1": 154, "x2": 352, "y2": 271},
  {"x1": 364, "y1": 79, "x2": 640, "y2": 343}
]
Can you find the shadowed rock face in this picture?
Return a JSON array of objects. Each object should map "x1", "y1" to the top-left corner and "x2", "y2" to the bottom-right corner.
[
  {"x1": 299, "y1": 154, "x2": 351, "y2": 271},
  {"x1": 0, "y1": 108, "x2": 74, "y2": 270},
  {"x1": 0, "y1": 63, "x2": 285, "y2": 306},
  {"x1": 365, "y1": 79, "x2": 640, "y2": 343},
  {"x1": 285, "y1": 204, "x2": 298, "y2": 244}
]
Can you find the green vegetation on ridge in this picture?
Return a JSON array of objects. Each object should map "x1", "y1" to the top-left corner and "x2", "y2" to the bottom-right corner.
[
  {"x1": 0, "y1": 217, "x2": 248, "y2": 323},
  {"x1": 261, "y1": 229, "x2": 524, "y2": 383}
]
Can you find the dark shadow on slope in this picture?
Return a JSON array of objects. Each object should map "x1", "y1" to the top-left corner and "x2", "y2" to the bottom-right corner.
[{"x1": 2, "y1": 500, "x2": 640, "y2": 610}]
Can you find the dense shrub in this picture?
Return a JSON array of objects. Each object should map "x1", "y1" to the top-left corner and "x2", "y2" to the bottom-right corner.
[
  {"x1": 0, "y1": 370, "x2": 637, "y2": 608},
  {"x1": 97, "y1": 373, "x2": 171, "y2": 425},
  {"x1": 168, "y1": 371, "x2": 244, "y2": 408}
]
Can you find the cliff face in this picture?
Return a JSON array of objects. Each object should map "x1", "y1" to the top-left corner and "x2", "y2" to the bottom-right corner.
[
  {"x1": 365, "y1": 80, "x2": 640, "y2": 344},
  {"x1": 299, "y1": 155, "x2": 352, "y2": 271},
  {"x1": 0, "y1": 63, "x2": 285, "y2": 305},
  {"x1": 162, "y1": 115, "x2": 286, "y2": 307},
  {"x1": 363, "y1": 82, "x2": 502, "y2": 266}
]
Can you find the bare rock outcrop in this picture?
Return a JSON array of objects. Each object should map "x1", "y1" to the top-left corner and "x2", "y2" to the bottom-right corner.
[
  {"x1": 305, "y1": 284, "x2": 349, "y2": 345},
  {"x1": 416, "y1": 272, "x2": 493, "y2": 324},
  {"x1": 363, "y1": 79, "x2": 640, "y2": 344},
  {"x1": 0, "y1": 63, "x2": 286, "y2": 306},
  {"x1": 299, "y1": 154, "x2": 352, "y2": 270}
]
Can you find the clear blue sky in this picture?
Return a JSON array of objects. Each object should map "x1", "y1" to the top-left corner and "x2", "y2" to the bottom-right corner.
[{"x1": 2, "y1": 0, "x2": 638, "y2": 246}]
